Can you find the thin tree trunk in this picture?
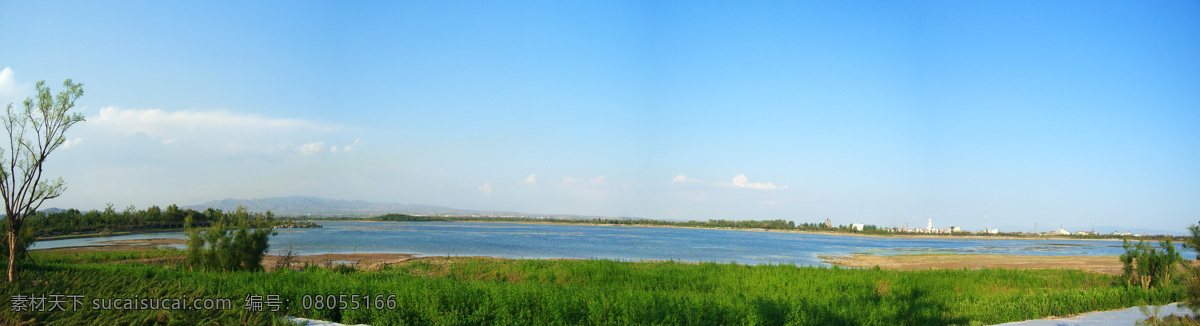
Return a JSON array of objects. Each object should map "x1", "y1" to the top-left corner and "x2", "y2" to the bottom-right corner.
[{"x1": 7, "y1": 229, "x2": 16, "y2": 282}]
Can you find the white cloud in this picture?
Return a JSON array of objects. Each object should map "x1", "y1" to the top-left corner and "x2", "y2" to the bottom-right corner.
[
  {"x1": 94, "y1": 107, "x2": 335, "y2": 137},
  {"x1": 88, "y1": 106, "x2": 346, "y2": 156},
  {"x1": 477, "y1": 183, "x2": 492, "y2": 195},
  {"x1": 563, "y1": 175, "x2": 609, "y2": 186},
  {"x1": 672, "y1": 174, "x2": 698, "y2": 183},
  {"x1": 0, "y1": 67, "x2": 16, "y2": 98},
  {"x1": 525, "y1": 173, "x2": 537, "y2": 185},
  {"x1": 343, "y1": 138, "x2": 361, "y2": 152},
  {"x1": 0, "y1": 67, "x2": 32, "y2": 105},
  {"x1": 297, "y1": 142, "x2": 324, "y2": 155},
  {"x1": 62, "y1": 137, "x2": 84, "y2": 149},
  {"x1": 731, "y1": 174, "x2": 777, "y2": 190}
]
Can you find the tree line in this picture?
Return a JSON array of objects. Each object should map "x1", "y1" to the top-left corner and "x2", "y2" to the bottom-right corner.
[
  {"x1": 27, "y1": 204, "x2": 277, "y2": 237},
  {"x1": 364, "y1": 214, "x2": 885, "y2": 232},
  {"x1": 366, "y1": 214, "x2": 801, "y2": 230},
  {"x1": 2, "y1": 205, "x2": 278, "y2": 272},
  {"x1": 321, "y1": 213, "x2": 1196, "y2": 240}
]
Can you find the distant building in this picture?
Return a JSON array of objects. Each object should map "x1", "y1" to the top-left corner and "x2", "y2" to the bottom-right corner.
[
  {"x1": 1075, "y1": 231, "x2": 1096, "y2": 236},
  {"x1": 851, "y1": 223, "x2": 864, "y2": 231},
  {"x1": 1051, "y1": 229, "x2": 1070, "y2": 235},
  {"x1": 986, "y1": 228, "x2": 999, "y2": 234},
  {"x1": 948, "y1": 226, "x2": 962, "y2": 233}
]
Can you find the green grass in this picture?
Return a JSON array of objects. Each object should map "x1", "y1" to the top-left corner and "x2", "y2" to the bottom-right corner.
[
  {"x1": 30, "y1": 249, "x2": 185, "y2": 264},
  {"x1": 0, "y1": 251, "x2": 1183, "y2": 325}
]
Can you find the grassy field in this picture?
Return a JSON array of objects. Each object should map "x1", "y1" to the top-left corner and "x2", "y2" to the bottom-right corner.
[{"x1": 0, "y1": 249, "x2": 1183, "y2": 325}]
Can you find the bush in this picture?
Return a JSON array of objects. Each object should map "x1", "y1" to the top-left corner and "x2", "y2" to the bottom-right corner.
[
  {"x1": 1182, "y1": 224, "x2": 1200, "y2": 312},
  {"x1": 184, "y1": 207, "x2": 274, "y2": 272},
  {"x1": 1121, "y1": 238, "x2": 1183, "y2": 289}
]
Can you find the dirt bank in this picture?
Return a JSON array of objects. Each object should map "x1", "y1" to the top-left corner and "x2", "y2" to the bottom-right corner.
[
  {"x1": 821, "y1": 253, "x2": 1125, "y2": 275},
  {"x1": 264, "y1": 252, "x2": 418, "y2": 271},
  {"x1": 95, "y1": 238, "x2": 187, "y2": 245}
]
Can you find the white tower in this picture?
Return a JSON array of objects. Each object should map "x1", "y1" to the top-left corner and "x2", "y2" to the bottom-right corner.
[
  {"x1": 927, "y1": 219, "x2": 933, "y2": 231},
  {"x1": 984, "y1": 204, "x2": 988, "y2": 232}
]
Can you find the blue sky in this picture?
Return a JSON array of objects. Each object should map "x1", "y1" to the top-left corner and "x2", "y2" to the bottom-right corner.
[{"x1": 1, "y1": 1, "x2": 1197, "y2": 233}]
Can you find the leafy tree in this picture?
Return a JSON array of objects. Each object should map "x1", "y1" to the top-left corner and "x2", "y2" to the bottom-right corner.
[
  {"x1": 0, "y1": 218, "x2": 35, "y2": 263},
  {"x1": 0, "y1": 79, "x2": 85, "y2": 282}
]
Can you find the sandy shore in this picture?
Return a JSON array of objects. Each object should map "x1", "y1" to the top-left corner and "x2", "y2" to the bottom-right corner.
[
  {"x1": 821, "y1": 253, "x2": 1126, "y2": 275},
  {"x1": 34, "y1": 229, "x2": 183, "y2": 241},
  {"x1": 95, "y1": 238, "x2": 187, "y2": 245},
  {"x1": 792, "y1": 230, "x2": 1125, "y2": 241},
  {"x1": 37, "y1": 244, "x2": 173, "y2": 253},
  {"x1": 263, "y1": 252, "x2": 420, "y2": 271}
]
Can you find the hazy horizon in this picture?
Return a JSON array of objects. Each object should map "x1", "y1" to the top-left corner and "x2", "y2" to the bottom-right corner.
[{"x1": 2, "y1": 1, "x2": 1197, "y2": 233}]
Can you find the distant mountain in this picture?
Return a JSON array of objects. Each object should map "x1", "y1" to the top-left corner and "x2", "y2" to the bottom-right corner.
[
  {"x1": 38, "y1": 207, "x2": 69, "y2": 213},
  {"x1": 184, "y1": 196, "x2": 613, "y2": 219}
]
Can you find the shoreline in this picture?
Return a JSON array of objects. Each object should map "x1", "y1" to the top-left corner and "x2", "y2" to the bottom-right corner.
[
  {"x1": 34, "y1": 237, "x2": 1131, "y2": 275},
  {"x1": 34, "y1": 229, "x2": 184, "y2": 241},
  {"x1": 343, "y1": 219, "x2": 1126, "y2": 242},
  {"x1": 34, "y1": 220, "x2": 1139, "y2": 243},
  {"x1": 26, "y1": 241, "x2": 1174, "y2": 325},
  {"x1": 817, "y1": 253, "x2": 1150, "y2": 275}
]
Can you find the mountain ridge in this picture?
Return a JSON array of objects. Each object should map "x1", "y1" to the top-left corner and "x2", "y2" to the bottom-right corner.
[{"x1": 183, "y1": 196, "x2": 612, "y2": 220}]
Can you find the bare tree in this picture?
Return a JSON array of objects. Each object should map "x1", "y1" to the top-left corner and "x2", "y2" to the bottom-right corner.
[{"x1": 2, "y1": 80, "x2": 85, "y2": 282}]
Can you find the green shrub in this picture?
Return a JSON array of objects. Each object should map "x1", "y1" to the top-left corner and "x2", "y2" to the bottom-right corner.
[
  {"x1": 1121, "y1": 237, "x2": 1183, "y2": 288},
  {"x1": 1182, "y1": 224, "x2": 1200, "y2": 312},
  {"x1": 185, "y1": 206, "x2": 274, "y2": 272}
]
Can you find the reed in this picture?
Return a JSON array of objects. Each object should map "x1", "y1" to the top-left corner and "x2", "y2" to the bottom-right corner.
[{"x1": 0, "y1": 250, "x2": 1183, "y2": 325}]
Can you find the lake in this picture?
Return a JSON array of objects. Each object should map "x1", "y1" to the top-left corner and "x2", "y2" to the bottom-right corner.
[{"x1": 31, "y1": 221, "x2": 1194, "y2": 266}]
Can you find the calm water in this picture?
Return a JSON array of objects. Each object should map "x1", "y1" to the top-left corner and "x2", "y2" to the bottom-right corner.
[{"x1": 32, "y1": 221, "x2": 1194, "y2": 266}]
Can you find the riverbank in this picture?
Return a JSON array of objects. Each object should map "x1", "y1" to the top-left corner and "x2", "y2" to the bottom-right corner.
[
  {"x1": 346, "y1": 218, "x2": 1129, "y2": 242},
  {"x1": 42, "y1": 219, "x2": 1133, "y2": 244},
  {"x1": 7, "y1": 246, "x2": 1181, "y2": 325},
  {"x1": 35, "y1": 221, "x2": 1148, "y2": 270},
  {"x1": 821, "y1": 253, "x2": 1126, "y2": 275},
  {"x1": 34, "y1": 235, "x2": 1147, "y2": 278},
  {"x1": 34, "y1": 228, "x2": 183, "y2": 241},
  {"x1": 31, "y1": 239, "x2": 688, "y2": 272},
  {"x1": 37, "y1": 239, "x2": 1132, "y2": 275}
]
